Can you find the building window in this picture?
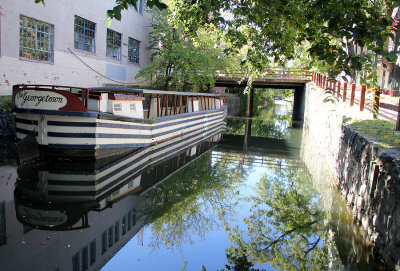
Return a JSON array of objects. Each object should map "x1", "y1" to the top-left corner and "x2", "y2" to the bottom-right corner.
[
  {"x1": 128, "y1": 38, "x2": 140, "y2": 64},
  {"x1": 74, "y1": 16, "x2": 96, "y2": 53},
  {"x1": 138, "y1": 0, "x2": 143, "y2": 14},
  {"x1": 81, "y1": 245, "x2": 88, "y2": 271},
  {"x1": 101, "y1": 231, "x2": 107, "y2": 254},
  {"x1": 128, "y1": 211, "x2": 132, "y2": 231},
  {"x1": 114, "y1": 221, "x2": 120, "y2": 243},
  {"x1": 122, "y1": 215, "x2": 127, "y2": 236},
  {"x1": 130, "y1": 103, "x2": 136, "y2": 112},
  {"x1": 108, "y1": 226, "x2": 113, "y2": 248},
  {"x1": 72, "y1": 252, "x2": 80, "y2": 271},
  {"x1": 106, "y1": 29, "x2": 121, "y2": 60},
  {"x1": 19, "y1": 15, "x2": 54, "y2": 62},
  {"x1": 89, "y1": 240, "x2": 96, "y2": 266},
  {"x1": 0, "y1": 202, "x2": 5, "y2": 246},
  {"x1": 113, "y1": 103, "x2": 122, "y2": 112},
  {"x1": 132, "y1": 209, "x2": 136, "y2": 226}
]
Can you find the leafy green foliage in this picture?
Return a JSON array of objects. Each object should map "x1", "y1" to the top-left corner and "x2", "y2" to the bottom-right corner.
[
  {"x1": 223, "y1": 247, "x2": 264, "y2": 271},
  {"x1": 323, "y1": 88, "x2": 339, "y2": 104},
  {"x1": 171, "y1": 0, "x2": 396, "y2": 81},
  {"x1": 227, "y1": 101, "x2": 292, "y2": 139},
  {"x1": 0, "y1": 96, "x2": 12, "y2": 110},
  {"x1": 136, "y1": 8, "x2": 232, "y2": 91},
  {"x1": 107, "y1": 0, "x2": 167, "y2": 20}
]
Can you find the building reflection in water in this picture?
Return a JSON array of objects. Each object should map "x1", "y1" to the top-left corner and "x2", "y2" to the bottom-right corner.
[{"x1": 1, "y1": 129, "x2": 224, "y2": 271}]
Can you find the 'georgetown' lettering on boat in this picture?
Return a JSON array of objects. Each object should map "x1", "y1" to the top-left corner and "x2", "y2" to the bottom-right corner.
[
  {"x1": 18, "y1": 205, "x2": 68, "y2": 226},
  {"x1": 15, "y1": 90, "x2": 67, "y2": 110}
]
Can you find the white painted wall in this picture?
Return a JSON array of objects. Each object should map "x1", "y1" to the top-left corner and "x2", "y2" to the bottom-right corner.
[
  {"x1": 109, "y1": 100, "x2": 144, "y2": 118},
  {"x1": 0, "y1": 0, "x2": 152, "y2": 95}
]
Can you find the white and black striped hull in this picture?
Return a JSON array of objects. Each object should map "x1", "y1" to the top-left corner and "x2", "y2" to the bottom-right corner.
[{"x1": 14, "y1": 105, "x2": 227, "y2": 160}]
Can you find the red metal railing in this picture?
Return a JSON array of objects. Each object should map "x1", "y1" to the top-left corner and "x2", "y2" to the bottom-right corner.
[{"x1": 312, "y1": 72, "x2": 400, "y2": 130}]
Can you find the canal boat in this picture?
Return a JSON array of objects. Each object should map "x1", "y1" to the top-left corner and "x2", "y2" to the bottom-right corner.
[
  {"x1": 14, "y1": 132, "x2": 222, "y2": 230},
  {"x1": 12, "y1": 84, "x2": 227, "y2": 160}
]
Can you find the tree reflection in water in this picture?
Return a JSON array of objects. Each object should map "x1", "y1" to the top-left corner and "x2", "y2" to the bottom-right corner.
[
  {"x1": 142, "y1": 153, "x2": 247, "y2": 251},
  {"x1": 140, "y1": 145, "x2": 332, "y2": 270},
  {"x1": 225, "y1": 166, "x2": 330, "y2": 271}
]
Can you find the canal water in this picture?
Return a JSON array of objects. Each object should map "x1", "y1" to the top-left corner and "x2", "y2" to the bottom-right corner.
[{"x1": 0, "y1": 99, "x2": 385, "y2": 270}]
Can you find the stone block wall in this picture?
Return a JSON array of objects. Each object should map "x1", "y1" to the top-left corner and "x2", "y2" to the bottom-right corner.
[{"x1": 302, "y1": 83, "x2": 400, "y2": 270}]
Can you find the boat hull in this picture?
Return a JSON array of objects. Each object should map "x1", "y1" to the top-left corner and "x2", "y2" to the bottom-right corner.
[{"x1": 14, "y1": 105, "x2": 227, "y2": 160}]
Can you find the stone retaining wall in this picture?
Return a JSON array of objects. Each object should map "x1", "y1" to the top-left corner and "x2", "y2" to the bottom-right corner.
[{"x1": 302, "y1": 83, "x2": 400, "y2": 270}]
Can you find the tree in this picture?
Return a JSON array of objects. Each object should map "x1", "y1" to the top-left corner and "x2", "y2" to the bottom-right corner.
[
  {"x1": 171, "y1": 0, "x2": 398, "y2": 82},
  {"x1": 135, "y1": 8, "x2": 232, "y2": 91}
]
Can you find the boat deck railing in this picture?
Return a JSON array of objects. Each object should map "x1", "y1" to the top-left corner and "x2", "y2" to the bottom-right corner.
[{"x1": 13, "y1": 85, "x2": 226, "y2": 118}]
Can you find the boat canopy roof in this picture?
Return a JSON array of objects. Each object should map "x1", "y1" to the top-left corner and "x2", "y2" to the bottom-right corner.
[{"x1": 89, "y1": 87, "x2": 225, "y2": 97}]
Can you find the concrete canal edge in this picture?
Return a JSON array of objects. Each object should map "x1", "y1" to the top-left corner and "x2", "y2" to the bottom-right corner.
[{"x1": 302, "y1": 83, "x2": 400, "y2": 270}]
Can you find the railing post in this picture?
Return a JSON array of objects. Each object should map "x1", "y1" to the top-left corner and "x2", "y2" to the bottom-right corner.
[
  {"x1": 337, "y1": 81, "x2": 341, "y2": 98},
  {"x1": 148, "y1": 95, "x2": 152, "y2": 118},
  {"x1": 156, "y1": 94, "x2": 160, "y2": 116},
  {"x1": 165, "y1": 94, "x2": 169, "y2": 116},
  {"x1": 343, "y1": 82, "x2": 347, "y2": 102},
  {"x1": 373, "y1": 87, "x2": 380, "y2": 119},
  {"x1": 396, "y1": 96, "x2": 400, "y2": 131},
  {"x1": 350, "y1": 84, "x2": 356, "y2": 106},
  {"x1": 360, "y1": 85, "x2": 366, "y2": 111},
  {"x1": 332, "y1": 81, "x2": 336, "y2": 95}
]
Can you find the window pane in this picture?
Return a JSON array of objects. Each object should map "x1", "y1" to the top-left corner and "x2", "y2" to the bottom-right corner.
[
  {"x1": 128, "y1": 38, "x2": 140, "y2": 64},
  {"x1": 108, "y1": 226, "x2": 113, "y2": 248},
  {"x1": 138, "y1": 0, "x2": 143, "y2": 14},
  {"x1": 0, "y1": 202, "x2": 5, "y2": 245},
  {"x1": 101, "y1": 231, "x2": 107, "y2": 254},
  {"x1": 114, "y1": 221, "x2": 120, "y2": 242},
  {"x1": 128, "y1": 211, "x2": 132, "y2": 230},
  {"x1": 81, "y1": 246, "x2": 88, "y2": 271},
  {"x1": 89, "y1": 240, "x2": 96, "y2": 265},
  {"x1": 72, "y1": 252, "x2": 80, "y2": 271},
  {"x1": 132, "y1": 209, "x2": 136, "y2": 226},
  {"x1": 19, "y1": 15, "x2": 54, "y2": 62},
  {"x1": 122, "y1": 215, "x2": 127, "y2": 236},
  {"x1": 74, "y1": 15, "x2": 96, "y2": 53},
  {"x1": 106, "y1": 29, "x2": 121, "y2": 60}
]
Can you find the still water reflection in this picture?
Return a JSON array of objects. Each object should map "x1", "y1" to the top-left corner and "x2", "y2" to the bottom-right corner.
[{"x1": 0, "y1": 100, "x2": 384, "y2": 270}]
